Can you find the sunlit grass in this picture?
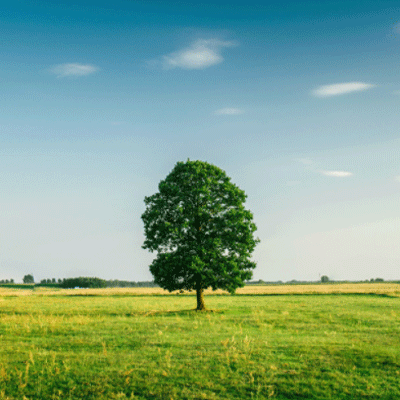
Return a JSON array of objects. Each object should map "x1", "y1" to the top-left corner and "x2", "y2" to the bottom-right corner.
[
  {"x1": 1, "y1": 282, "x2": 399, "y2": 297},
  {"x1": 0, "y1": 286, "x2": 399, "y2": 399}
]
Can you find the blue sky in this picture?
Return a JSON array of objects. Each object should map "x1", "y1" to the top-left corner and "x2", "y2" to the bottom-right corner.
[{"x1": 1, "y1": 0, "x2": 400, "y2": 283}]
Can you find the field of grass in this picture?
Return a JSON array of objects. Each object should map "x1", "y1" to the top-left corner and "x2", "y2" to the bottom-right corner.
[
  {"x1": 0, "y1": 284, "x2": 399, "y2": 399},
  {"x1": 1, "y1": 282, "x2": 400, "y2": 297}
]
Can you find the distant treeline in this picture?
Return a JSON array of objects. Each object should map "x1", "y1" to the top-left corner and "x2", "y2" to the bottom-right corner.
[
  {"x1": 105, "y1": 279, "x2": 159, "y2": 288},
  {"x1": 7, "y1": 277, "x2": 160, "y2": 288},
  {"x1": 1, "y1": 278, "x2": 399, "y2": 289},
  {"x1": 0, "y1": 279, "x2": 14, "y2": 284},
  {"x1": 49, "y1": 278, "x2": 159, "y2": 288},
  {"x1": 245, "y1": 278, "x2": 395, "y2": 285}
]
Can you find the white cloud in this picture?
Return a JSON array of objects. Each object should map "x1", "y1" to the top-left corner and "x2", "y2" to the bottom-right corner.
[
  {"x1": 395, "y1": 176, "x2": 400, "y2": 182},
  {"x1": 162, "y1": 39, "x2": 237, "y2": 70},
  {"x1": 214, "y1": 107, "x2": 244, "y2": 115},
  {"x1": 312, "y1": 82, "x2": 375, "y2": 97},
  {"x1": 319, "y1": 170, "x2": 353, "y2": 177},
  {"x1": 50, "y1": 63, "x2": 99, "y2": 77},
  {"x1": 296, "y1": 159, "x2": 352, "y2": 178}
]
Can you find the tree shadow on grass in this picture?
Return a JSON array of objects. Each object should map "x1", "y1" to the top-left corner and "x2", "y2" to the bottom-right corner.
[{"x1": 140, "y1": 308, "x2": 225, "y2": 317}]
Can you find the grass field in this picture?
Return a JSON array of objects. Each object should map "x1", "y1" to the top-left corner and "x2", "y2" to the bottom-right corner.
[{"x1": 0, "y1": 284, "x2": 399, "y2": 399}]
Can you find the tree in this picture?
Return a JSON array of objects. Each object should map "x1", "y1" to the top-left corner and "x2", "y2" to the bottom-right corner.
[
  {"x1": 59, "y1": 277, "x2": 107, "y2": 289},
  {"x1": 321, "y1": 275, "x2": 329, "y2": 283},
  {"x1": 141, "y1": 160, "x2": 260, "y2": 310},
  {"x1": 23, "y1": 274, "x2": 34, "y2": 284}
]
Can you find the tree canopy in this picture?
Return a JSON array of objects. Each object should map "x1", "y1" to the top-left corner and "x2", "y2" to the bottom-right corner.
[
  {"x1": 59, "y1": 277, "x2": 107, "y2": 289},
  {"x1": 141, "y1": 160, "x2": 259, "y2": 310},
  {"x1": 22, "y1": 274, "x2": 34, "y2": 284}
]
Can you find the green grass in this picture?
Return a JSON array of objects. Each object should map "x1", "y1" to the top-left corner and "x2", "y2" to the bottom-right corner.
[{"x1": 0, "y1": 293, "x2": 399, "y2": 399}]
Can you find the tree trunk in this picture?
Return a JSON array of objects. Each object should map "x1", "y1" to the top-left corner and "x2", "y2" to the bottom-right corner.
[
  {"x1": 194, "y1": 213, "x2": 206, "y2": 310},
  {"x1": 196, "y1": 279, "x2": 206, "y2": 311}
]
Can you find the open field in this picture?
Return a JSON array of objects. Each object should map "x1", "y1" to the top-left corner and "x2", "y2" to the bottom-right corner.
[
  {"x1": 1, "y1": 282, "x2": 400, "y2": 297},
  {"x1": 1, "y1": 284, "x2": 399, "y2": 399}
]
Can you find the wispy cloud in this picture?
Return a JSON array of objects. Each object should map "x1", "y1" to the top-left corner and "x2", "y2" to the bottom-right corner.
[
  {"x1": 395, "y1": 176, "x2": 400, "y2": 182},
  {"x1": 319, "y1": 170, "x2": 353, "y2": 177},
  {"x1": 214, "y1": 107, "x2": 244, "y2": 115},
  {"x1": 50, "y1": 63, "x2": 99, "y2": 77},
  {"x1": 161, "y1": 39, "x2": 237, "y2": 70},
  {"x1": 312, "y1": 82, "x2": 375, "y2": 97},
  {"x1": 296, "y1": 159, "x2": 353, "y2": 177}
]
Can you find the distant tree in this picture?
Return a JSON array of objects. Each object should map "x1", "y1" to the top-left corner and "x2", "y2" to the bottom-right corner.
[
  {"x1": 321, "y1": 275, "x2": 329, "y2": 283},
  {"x1": 52, "y1": 278, "x2": 56, "y2": 283},
  {"x1": 40, "y1": 279, "x2": 46, "y2": 284},
  {"x1": 60, "y1": 277, "x2": 107, "y2": 289},
  {"x1": 141, "y1": 159, "x2": 259, "y2": 310},
  {"x1": 374, "y1": 278, "x2": 384, "y2": 282},
  {"x1": 104, "y1": 279, "x2": 141, "y2": 288},
  {"x1": 23, "y1": 274, "x2": 34, "y2": 284},
  {"x1": 58, "y1": 279, "x2": 62, "y2": 284},
  {"x1": 10, "y1": 279, "x2": 14, "y2": 284}
]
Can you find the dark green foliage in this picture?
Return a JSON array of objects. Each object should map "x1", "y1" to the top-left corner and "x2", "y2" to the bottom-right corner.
[
  {"x1": 36, "y1": 283, "x2": 60, "y2": 288},
  {"x1": 141, "y1": 160, "x2": 260, "y2": 296},
  {"x1": 105, "y1": 279, "x2": 158, "y2": 288},
  {"x1": 321, "y1": 275, "x2": 329, "y2": 283},
  {"x1": 38, "y1": 278, "x2": 61, "y2": 288},
  {"x1": 59, "y1": 277, "x2": 107, "y2": 289},
  {"x1": 22, "y1": 274, "x2": 34, "y2": 284},
  {"x1": 0, "y1": 284, "x2": 34, "y2": 289}
]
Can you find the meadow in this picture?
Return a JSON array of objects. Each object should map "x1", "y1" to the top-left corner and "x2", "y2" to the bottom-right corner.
[{"x1": 0, "y1": 283, "x2": 399, "y2": 399}]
